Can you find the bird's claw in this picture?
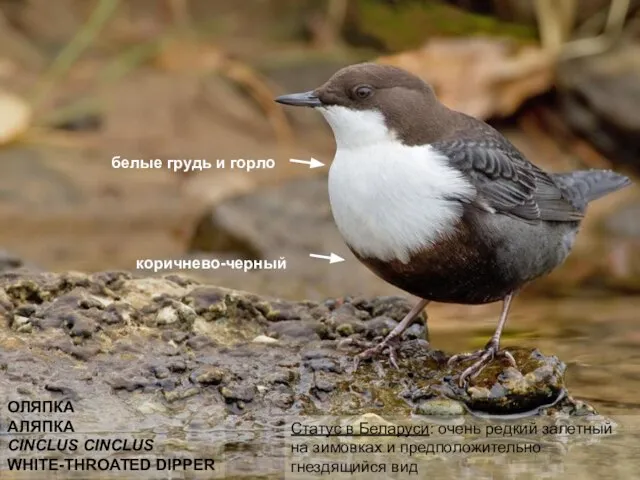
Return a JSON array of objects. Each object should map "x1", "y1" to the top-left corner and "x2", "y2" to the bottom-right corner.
[
  {"x1": 353, "y1": 336, "x2": 401, "y2": 371},
  {"x1": 447, "y1": 341, "x2": 517, "y2": 387}
]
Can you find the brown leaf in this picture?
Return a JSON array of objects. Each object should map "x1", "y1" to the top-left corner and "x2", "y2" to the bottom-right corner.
[
  {"x1": 154, "y1": 37, "x2": 226, "y2": 73},
  {"x1": 378, "y1": 37, "x2": 554, "y2": 119}
]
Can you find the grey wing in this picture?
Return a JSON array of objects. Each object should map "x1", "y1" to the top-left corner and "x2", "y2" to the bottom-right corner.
[{"x1": 432, "y1": 137, "x2": 584, "y2": 223}]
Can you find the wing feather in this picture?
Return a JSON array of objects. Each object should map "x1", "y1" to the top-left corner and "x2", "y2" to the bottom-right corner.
[{"x1": 432, "y1": 137, "x2": 584, "y2": 222}]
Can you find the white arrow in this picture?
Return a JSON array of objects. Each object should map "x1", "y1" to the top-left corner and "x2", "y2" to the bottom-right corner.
[
  {"x1": 289, "y1": 157, "x2": 325, "y2": 169},
  {"x1": 309, "y1": 253, "x2": 345, "y2": 264}
]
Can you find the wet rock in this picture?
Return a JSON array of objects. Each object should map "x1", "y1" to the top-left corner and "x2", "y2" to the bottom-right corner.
[
  {"x1": 402, "y1": 322, "x2": 426, "y2": 340},
  {"x1": 252, "y1": 334, "x2": 278, "y2": 343},
  {"x1": 163, "y1": 330, "x2": 189, "y2": 343},
  {"x1": 557, "y1": 43, "x2": 640, "y2": 173},
  {"x1": 331, "y1": 302, "x2": 370, "y2": 322},
  {"x1": 150, "y1": 364, "x2": 170, "y2": 379},
  {"x1": 448, "y1": 349, "x2": 566, "y2": 415},
  {"x1": 67, "y1": 314, "x2": 97, "y2": 338},
  {"x1": 415, "y1": 398, "x2": 465, "y2": 416},
  {"x1": 155, "y1": 306, "x2": 180, "y2": 325},
  {"x1": 314, "y1": 372, "x2": 337, "y2": 392},
  {"x1": 163, "y1": 387, "x2": 201, "y2": 402},
  {"x1": 268, "y1": 320, "x2": 322, "y2": 340},
  {"x1": 186, "y1": 335, "x2": 214, "y2": 350},
  {"x1": 153, "y1": 302, "x2": 197, "y2": 328},
  {"x1": 365, "y1": 316, "x2": 399, "y2": 339},
  {"x1": 190, "y1": 366, "x2": 225, "y2": 385},
  {"x1": 50, "y1": 340, "x2": 101, "y2": 362},
  {"x1": 266, "y1": 369, "x2": 298, "y2": 386},
  {"x1": 44, "y1": 383, "x2": 79, "y2": 401},
  {"x1": 220, "y1": 383, "x2": 255, "y2": 403},
  {"x1": 0, "y1": 270, "x2": 598, "y2": 429},
  {"x1": 34, "y1": 290, "x2": 101, "y2": 335},
  {"x1": 336, "y1": 322, "x2": 358, "y2": 337},
  {"x1": 305, "y1": 356, "x2": 341, "y2": 374},
  {"x1": 369, "y1": 295, "x2": 417, "y2": 320},
  {"x1": 107, "y1": 374, "x2": 150, "y2": 392},
  {"x1": 14, "y1": 304, "x2": 36, "y2": 316},
  {"x1": 166, "y1": 359, "x2": 187, "y2": 373},
  {"x1": 266, "y1": 390, "x2": 295, "y2": 409},
  {"x1": 11, "y1": 314, "x2": 32, "y2": 333},
  {"x1": 0, "y1": 250, "x2": 41, "y2": 273}
]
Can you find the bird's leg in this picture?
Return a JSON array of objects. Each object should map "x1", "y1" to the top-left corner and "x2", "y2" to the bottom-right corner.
[
  {"x1": 354, "y1": 299, "x2": 430, "y2": 370},
  {"x1": 448, "y1": 293, "x2": 518, "y2": 386}
]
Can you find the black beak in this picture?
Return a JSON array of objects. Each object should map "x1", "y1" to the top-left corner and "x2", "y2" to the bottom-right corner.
[{"x1": 274, "y1": 90, "x2": 322, "y2": 107}]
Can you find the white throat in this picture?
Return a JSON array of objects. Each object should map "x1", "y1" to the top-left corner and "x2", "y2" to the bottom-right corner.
[
  {"x1": 319, "y1": 105, "x2": 476, "y2": 264},
  {"x1": 318, "y1": 105, "x2": 392, "y2": 149}
]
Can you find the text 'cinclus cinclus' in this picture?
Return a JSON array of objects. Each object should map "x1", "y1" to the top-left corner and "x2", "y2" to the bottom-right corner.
[{"x1": 275, "y1": 63, "x2": 632, "y2": 385}]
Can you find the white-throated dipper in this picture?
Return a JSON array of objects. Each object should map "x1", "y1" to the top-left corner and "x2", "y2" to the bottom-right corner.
[{"x1": 275, "y1": 63, "x2": 632, "y2": 385}]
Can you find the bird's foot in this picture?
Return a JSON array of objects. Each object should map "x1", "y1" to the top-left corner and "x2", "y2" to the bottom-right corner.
[
  {"x1": 353, "y1": 335, "x2": 402, "y2": 371},
  {"x1": 447, "y1": 340, "x2": 517, "y2": 387}
]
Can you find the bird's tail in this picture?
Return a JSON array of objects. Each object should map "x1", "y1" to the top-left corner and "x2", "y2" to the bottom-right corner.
[{"x1": 552, "y1": 169, "x2": 632, "y2": 205}]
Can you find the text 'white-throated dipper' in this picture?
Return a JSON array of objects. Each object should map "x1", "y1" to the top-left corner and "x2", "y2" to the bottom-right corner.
[{"x1": 275, "y1": 63, "x2": 632, "y2": 385}]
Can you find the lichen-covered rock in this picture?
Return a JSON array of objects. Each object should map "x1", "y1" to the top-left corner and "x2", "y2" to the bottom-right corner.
[
  {"x1": 0, "y1": 270, "x2": 594, "y2": 421},
  {"x1": 445, "y1": 349, "x2": 567, "y2": 415}
]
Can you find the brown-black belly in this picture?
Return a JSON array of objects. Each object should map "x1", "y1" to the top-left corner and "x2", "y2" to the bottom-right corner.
[{"x1": 350, "y1": 215, "x2": 524, "y2": 305}]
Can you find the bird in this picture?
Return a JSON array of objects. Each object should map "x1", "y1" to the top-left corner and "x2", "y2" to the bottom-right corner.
[{"x1": 274, "y1": 62, "x2": 632, "y2": 385}]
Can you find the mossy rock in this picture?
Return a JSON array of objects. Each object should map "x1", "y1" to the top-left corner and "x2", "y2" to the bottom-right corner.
[{"x1": 347, "y1": 0, "x2": 537, "y2": 52}]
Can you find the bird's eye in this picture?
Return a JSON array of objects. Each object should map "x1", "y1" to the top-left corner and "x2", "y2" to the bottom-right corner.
[{"x1": 353, "y1": 85, "x2": 373, "y2": 99}]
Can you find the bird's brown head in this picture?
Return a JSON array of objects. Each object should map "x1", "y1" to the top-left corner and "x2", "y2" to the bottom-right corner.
[{"x1": 275, "y1": 63, "x2": 451, "y2": 147}]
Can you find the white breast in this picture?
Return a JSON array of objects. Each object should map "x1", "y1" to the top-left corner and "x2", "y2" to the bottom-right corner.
[{"x1": 320, "y1": 106, "x2": 476, "y2": 264}]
